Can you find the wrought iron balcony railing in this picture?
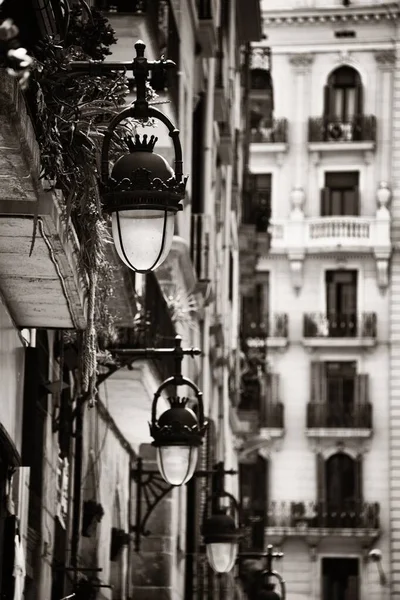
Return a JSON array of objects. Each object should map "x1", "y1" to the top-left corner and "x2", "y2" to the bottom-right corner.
[
  {"x1": 308, "y1": 115, "x2": 377, "y2": 143},
  {"x1": 307, "y1": 402, "x2": 372, "y2": 429},
  {"x1": 303, "y1": 312, "x2": 377, "y2": 339},
  {"x1": 242, "y1": 314, "x2": 288, "y2": 341},
  {"x1": 267, "y1": 500, "x2": 380, "y2": 530},
  {"x1": 251, "y1": 118, "x2": 288, "y2": 144}
]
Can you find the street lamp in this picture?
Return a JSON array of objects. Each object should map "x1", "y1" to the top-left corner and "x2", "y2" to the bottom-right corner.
[
  {"x1": 203, "y1": 511, "x2": 241, "y2": 573},
  {"x1": 69, "y1": 39, "x2": 187, "y2": 273},
  {"x1": 150, "y1": 378, "x2": 206, "y2": 486},
  {"x1": 201, "y1": 462, "x2": 242, "y2": 572},
  {"x1": 113, "y1": 335, "x2": 206, "y2": 486}
]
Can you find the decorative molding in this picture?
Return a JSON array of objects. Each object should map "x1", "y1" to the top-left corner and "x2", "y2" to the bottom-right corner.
[
  {"x1": 289, "y1": 53, "x2": 314, "y2": 72},
  {"x1": 251, "y1": 47, "x2": 271, "y2": 71},
  {"x1": 263, "y1": 6, "x2": 399, "y2": 27},
  {"x1": 375, "y1": 258, "x2": 390, "y2": 291},
  {"x1": 289, "y1": 258, "x2": 304, "y2": 294},
  {"x1": 374, "y1": 49, "x2": 396, "y2": 70},
  {"x1": 336, "y1": 49, "x2": 355, "y2": 65}
]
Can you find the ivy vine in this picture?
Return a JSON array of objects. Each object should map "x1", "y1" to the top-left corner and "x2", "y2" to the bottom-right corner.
[{"x1": 27, "y1": 4, "x2": 155, "y2": 402}]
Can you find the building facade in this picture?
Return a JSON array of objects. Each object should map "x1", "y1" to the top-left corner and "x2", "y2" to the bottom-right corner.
[{"x1": 238, "y1": 1, "x2": 398, "y2": 598}]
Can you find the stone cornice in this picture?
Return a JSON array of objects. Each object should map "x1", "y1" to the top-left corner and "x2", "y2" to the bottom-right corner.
[{"x1": 262, "y1": 4, "x2": 399, "y2": 27}]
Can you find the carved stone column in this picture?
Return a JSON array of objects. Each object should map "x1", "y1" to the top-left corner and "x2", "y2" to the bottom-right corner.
[
  {"x1": 289, "y1": 53, "x2": 314, "y2": 188},
  {"x1": 375, "y1": 50, "x2": 396, "y2": 182}
]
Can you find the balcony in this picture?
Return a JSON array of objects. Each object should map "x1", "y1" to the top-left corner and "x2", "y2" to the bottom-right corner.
[
  {"x1": 242, "y1": 314, "x2": 288, "y2": 350},
  {"x1": 269, "y1": 215, "x2": 390, "y2": 255},
  {"x1": 196, "y1": 0, "x2": 218, "y2": 57},
  {"x1": 308, "y1": 116, "x2": 376, "y2": 152},
  {"x1": 250, "y1": 118, "x2": 288, "y2": 146},
  {"x1": 306, "y1": 402, "x2": 372, "y2": 438},
  {"x1": 303, "y1": 312, "x2": 377, "y2": 348},
  {"x1": 0, "y1": 73, "x2": 86, "y2": 329},
  {"x1": 265, "y1": 500, "x2": 380, "y2": 546}
]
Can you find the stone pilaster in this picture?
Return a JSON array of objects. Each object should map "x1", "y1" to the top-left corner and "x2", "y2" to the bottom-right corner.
[
  {"x1": 289, "y1": 54, "x2": 314, "y2": 189},
  {"x1": 375, "y1": 50, "x2": 396, "y2": 182},
  {"x1": 389, "y1": 40, "x2": 400, "y2": 595}
]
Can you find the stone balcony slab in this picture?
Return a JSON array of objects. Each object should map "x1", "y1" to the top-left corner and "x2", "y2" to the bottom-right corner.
[{"x1": 0, "y1": 72, "x2": 87, "y2": 328}]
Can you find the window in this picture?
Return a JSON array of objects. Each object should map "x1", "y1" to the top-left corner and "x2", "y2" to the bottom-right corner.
[
  {"x1": 322, "y1": 558, "x2": 359, "y2": 600},
  {"x1": 325, "y1": 66, "x2": 362, "y2": 123},
  {"x1": 325, "y1": 270, "x2": 357, "y2": 336},
  {"x1": 326, "y1": 362, "x2": 356, "y2": 427},
  {"x1": 321, "y1": 172, "x2": 359, "y2": 216},
  {"x1": 242, "y1": 174, "x2": 271, "y2": 231}
]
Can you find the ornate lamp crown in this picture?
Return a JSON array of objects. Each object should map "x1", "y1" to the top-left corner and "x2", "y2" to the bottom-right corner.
[{"x1": 125, "y1": 134, "x2": 158, "y2": 153}]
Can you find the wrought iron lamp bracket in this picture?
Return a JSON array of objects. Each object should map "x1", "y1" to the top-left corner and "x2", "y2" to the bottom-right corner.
[{"x1": 130, "y1": 456, "x2": 174, "y2": 552}]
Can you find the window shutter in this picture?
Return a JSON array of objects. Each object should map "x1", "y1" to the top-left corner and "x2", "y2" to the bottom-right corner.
[
  {"x1": 320, "y1": 187, "x2": 331, "y2": 216},
  {"x1": 352, "y1": 187, "x2": 360, "y2": 216},
  {"x1": 324, "y1": 84, "x2": 334, "y2": 121},
  {"x1": 271, "y1": 373, "x2": 280, "y2": 404},
  {"x1": 356, "y1": 83, "x2": 363, "y2": 116},
  {"x1": 317, "y1": 453, "x2": 326, "y2": 505},
  {"x1": 310, "y1": 362, "x2": 327, "y2": 404},
  {"x1": 355, "y1": 454, "x2": 363, "y2": 504},
  {"x1": 355, "y1": 374, "x2": 368, "y2": 405}
]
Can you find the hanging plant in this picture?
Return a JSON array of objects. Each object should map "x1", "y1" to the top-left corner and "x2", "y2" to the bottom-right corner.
[
  {"x1": 26, "y1": 2, "x2": 157, "y2": 403},
  {"x1": 162, "y1": 283, "x2": 199, "y2": 331}
]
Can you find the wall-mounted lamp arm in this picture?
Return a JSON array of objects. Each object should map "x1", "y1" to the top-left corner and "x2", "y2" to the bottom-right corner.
[{"x1": 130, "y1": 457, "x2": 174, "y2": 552}]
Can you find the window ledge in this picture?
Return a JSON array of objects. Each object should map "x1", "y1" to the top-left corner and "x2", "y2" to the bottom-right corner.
[
  {"x1": 251, "y1": 142, "x2": 288, "y2": 154},
  {"x1": 305, "y1": 428, "x2": 372, "y2": 439},
  {"x1": 308, "y1": 141, "x2": 375, "y2": 153},
  {"x1": 302, "y1": 338, "x2": 377, "y2": 349}
]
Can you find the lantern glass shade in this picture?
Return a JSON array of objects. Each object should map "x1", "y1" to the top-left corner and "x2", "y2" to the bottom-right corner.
[
  {"x1": 206, "y1": 542, "x2": 238, "y2": 573},
  {"x1": 156, "y1": 445, "x2": 198, "y2": 486},
  {"x1": 112, "y1": 209, "x2": 175, "y2": 273}
]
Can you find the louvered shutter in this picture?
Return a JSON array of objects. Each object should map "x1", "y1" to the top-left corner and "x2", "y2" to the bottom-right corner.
[
  {"x1": 354, "y1": 454, "x2": 365, "y2": 527},
  {"x1": 316, "y1": 453, "x2": 326, "y2": 526},
  {"x1": 356, "y1": 82, "x2": 363, "y2": 116},
  {"x1": 355, "y1": 374, "x2": 368, "y2": 405},
  {"x1": 311, "y1": 362, "x2": 327, "y2": 403},
  {"x1": 324, "y1": 84, "x2": 335, "y2": 121},
  {"x1": 320, "y1": 187, "x2": 331, "y2": 216}
]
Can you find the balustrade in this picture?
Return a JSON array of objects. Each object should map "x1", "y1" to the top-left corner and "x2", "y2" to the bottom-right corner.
[
  {"x1": 266, "y1": 500, "x2": 380, "y2": 529},
  {"x1": 303, "y1": 312, "x2": 377, "y2": 339}
]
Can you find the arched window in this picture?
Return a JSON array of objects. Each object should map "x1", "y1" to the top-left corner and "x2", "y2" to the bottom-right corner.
[
  {"x1": 324, "y1": 66, "x2": 362, "y2": 122},
  {"x1": 319, "y1": 452, "x2": 363, "y2": 528}
]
